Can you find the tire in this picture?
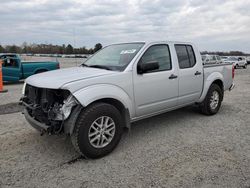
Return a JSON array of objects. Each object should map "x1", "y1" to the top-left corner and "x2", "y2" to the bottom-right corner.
[
  {"x1": 71, "y1": 102, "x2": 123, "y2": 159},
  {"x1": 199, "y1": 84, "x2": 223, "y2": 115},
  {"x1": 243, "y1": 65, "x2": 247, "y2": 69}
]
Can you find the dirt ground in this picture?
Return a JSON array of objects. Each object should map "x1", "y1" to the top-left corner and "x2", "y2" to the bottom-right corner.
[{"x1": 0, "y1": 59, "x2": 249, "y2": 188}]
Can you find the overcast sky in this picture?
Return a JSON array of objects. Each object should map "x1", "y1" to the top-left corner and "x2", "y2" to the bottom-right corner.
[{"x1": 1, "y1": 0, "x2": 250, "y2": 52}]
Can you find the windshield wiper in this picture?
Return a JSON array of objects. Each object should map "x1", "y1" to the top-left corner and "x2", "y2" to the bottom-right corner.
[
  {"x1": 81, "y1": 63, "x2": 112, "y2": 70},
  {"x1": 81, "y1": 63, "x2": 89, "y2": 67},
  {"x1": 88, "y1": 65, "x2": 112, "y2": 70}
]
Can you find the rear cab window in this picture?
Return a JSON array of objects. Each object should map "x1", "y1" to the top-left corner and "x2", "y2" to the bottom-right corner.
[{"x1": 175, "y1": 44, "x2": 196, "y2": 69}]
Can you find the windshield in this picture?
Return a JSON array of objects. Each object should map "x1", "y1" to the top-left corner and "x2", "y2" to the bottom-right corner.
[{"x1": 83, "y1": 43, "x2": 144, "y2": 71}]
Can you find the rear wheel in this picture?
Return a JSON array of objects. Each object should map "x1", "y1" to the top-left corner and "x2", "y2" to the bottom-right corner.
[
  {"x1": 71, "y1": 102, "x2": 123, "y2": 159},
  {"x1": 243, "y1": 65, "x2": 247, "y2": 69},
  {"x1": 200, "y1": 84, "x2": 223, "y2": 115}
]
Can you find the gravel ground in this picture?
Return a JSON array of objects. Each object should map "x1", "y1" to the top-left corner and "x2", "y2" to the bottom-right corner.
[{"x1": 0, "y1": 63, "x2": 249, "y2": 187}]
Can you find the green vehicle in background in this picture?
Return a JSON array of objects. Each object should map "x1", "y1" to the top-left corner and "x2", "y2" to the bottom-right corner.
[{"x1": 0, "y1": 54, "x2": 60, "y2": 82}]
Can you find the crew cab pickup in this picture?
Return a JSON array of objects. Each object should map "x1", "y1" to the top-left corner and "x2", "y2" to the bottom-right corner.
[
  {"x1": 20, "y1": 41, "x2": 235, "y2": 158},
  {"x1": 0, "y1": 53, "x2": 60, "y2": 82}
]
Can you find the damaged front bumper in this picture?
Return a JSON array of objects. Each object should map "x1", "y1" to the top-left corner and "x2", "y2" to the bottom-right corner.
[
  {"x1": 23, "y1": 108, "x2": 50, "y2": 134},
  {"x1": 20, "y1": 83, "x2": 81, "y2": 135},
  {"x1": 22, "y1": 105, "x2": 82, "y2": 135}
]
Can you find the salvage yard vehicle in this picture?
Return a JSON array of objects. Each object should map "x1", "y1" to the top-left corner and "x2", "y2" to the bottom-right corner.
[
  {"x1": 202, "y1": 54, "x2": 223, "y2": 64},
  {"x1": 246, "y1": 56, "x2": 250, "y2": 64},
  {"x1": 224, "y1": 56, "x2": 247, "y2": 69},
  {"x1": 220, "y1": 56, "x2": 229, "y2": 61},
  {"x1": 20, "y1": 41, "x2": 235, "y2": 158},
  {"x1": 0, "y1": 53, "x2": 60, "y2": 82}
]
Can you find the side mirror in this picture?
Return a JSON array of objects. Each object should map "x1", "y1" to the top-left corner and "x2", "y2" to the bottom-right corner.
[{"x1": 137, "y1": 61, "x2": 159, "y2": 74}]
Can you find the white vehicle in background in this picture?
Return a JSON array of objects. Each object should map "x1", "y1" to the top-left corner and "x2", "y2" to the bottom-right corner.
[
  {"x1": 202, "y1": 54, "x2": 223, "y2": 64},
  {"x1": 224, "y1": 56, "x2": 247, "y2": 69},
  {"x1": 246, "y1": 56, "x2": 250, "y2": 64},
  {"x1": 220, "y1": 56, "x2": 229, "y2": 61}
]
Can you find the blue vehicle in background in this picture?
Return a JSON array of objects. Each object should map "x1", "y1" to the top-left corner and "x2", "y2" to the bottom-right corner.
[{"x1": 0, "y1": 54, "x2": 60, "y2": 82}]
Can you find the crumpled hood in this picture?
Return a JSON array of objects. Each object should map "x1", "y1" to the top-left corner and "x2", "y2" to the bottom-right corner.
[{"x1": 25, "y1": 67, "x2": 115, "y2": 89}]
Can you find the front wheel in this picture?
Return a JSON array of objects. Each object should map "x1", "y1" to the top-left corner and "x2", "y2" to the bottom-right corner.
[
  {"x1": 199, "y1": 84, "x2": 223, "y2": 115},
  {"x1": 71, "y1": 102, "x2": 123, "y2": 159},
  {"x1": 243, "y1": 65, "x2": 247, "y2": 69}
]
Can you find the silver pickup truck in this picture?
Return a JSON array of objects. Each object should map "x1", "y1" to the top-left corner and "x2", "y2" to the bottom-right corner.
[{"x1": 20, "y1": 41, "x2": 235, "y2": 158}]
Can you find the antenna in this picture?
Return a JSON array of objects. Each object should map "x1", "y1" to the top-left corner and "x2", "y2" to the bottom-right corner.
[{"x1": 73, "y1": 28, "x2": 77, "y2": 66}]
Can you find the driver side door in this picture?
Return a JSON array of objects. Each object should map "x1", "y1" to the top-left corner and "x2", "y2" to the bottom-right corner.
[{"x1": 2, "y1": 57, "x2": 21, "y2": 82}]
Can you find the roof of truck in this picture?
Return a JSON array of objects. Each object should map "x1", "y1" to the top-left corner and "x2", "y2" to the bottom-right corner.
[{"x1": 108, "y1": 40, "x2": 194, "y2": 45}]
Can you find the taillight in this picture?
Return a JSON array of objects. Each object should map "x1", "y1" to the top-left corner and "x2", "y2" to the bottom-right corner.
[{"x1": 232, "y1": 65, "x2": 235, "y2": 79}]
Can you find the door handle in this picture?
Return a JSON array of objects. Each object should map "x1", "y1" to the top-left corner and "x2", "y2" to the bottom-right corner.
[
  {"x1": 194, "y1": 71, "x2": 202, "y2": 76},
  {"x1": 169, "y1": 74, "x2": 178, "y2": 79}
]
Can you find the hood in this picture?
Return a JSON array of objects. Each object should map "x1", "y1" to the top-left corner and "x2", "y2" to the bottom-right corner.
[{"x1": 25, "y1": 67, "x2": 115, "y2": 89}]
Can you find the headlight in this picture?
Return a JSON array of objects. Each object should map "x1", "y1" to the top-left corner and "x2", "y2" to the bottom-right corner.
[
  {"x1": 22, "y1": 82, "x2": 26, "y2": 95},
  {"x1": 51, "y1": 94, "x2": 78, "y2": 120}
]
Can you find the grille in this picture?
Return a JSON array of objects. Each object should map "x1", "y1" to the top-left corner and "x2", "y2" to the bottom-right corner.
[{"x1": 23, "y1": 84, "x2": 70, "y2": 125}]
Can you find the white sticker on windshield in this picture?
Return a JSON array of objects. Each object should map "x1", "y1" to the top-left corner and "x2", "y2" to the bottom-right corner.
[{"x1": 120, "y1": 49, "x2": 137, "y2": 54}]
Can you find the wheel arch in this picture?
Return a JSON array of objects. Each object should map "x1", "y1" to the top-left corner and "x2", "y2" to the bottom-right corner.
[
  {"x1": 198, "y1": 72, "x2": 224, "y2": 103},
  {"x1": 88, "y1": 98, "x2": 131, "y2": 130},
  {"x1": 212, "y1": 79, "x2": 224, "y2": 91},
  {"x1": 34, "y1": 68, "x2": 49, "y2": 74},
  {"x1": 71, "y1": 84, "x2": 133, "y2": 129}
]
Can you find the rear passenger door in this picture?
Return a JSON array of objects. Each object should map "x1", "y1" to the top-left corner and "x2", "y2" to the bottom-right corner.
[{"x1": 175, "y1": 44, "x2": 203, "y2": 105}]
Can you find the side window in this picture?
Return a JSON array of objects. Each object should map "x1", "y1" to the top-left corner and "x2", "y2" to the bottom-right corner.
[
  {"x1": 175, "y1": 45, "x2": 190, "y2": 69},
  {"x1": 175, "y1": 44, "x2": 196, "y2": 69},
  {"x1": 186, "y1": 45, "x2": 196, "y2": 67},
  {"x1": 139, "y1": 44, "x2": 171, "y2": 72},
  {"x1": 2, "y1": 57, "x2": 18, "y2": 68},
  {"x1": 2, "y1": 56, "x2": 8, "y2": 67}
]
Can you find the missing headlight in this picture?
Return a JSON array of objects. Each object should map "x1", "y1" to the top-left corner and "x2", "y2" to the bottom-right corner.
[{"x1": 49, "y1": 94, "x2": 78, "y2": 121}]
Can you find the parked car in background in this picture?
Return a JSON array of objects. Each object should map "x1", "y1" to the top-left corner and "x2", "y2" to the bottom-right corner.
[
  {"x1": 202, "y1": 54, "x2": 223, "y2": 64},
  {"x1": 246, "y1": 56, "x2": 250, "y2": 64},
  {"x1": 220, "y1": 56, "x2": 229, "y2": 61},
  {"x1": 224, "y1": 56, "x2": 247, "y2": 69},
  {"x1": 20, "y1": 41, "x2": 235, "y2": 158},
  {"x1": 0, "y1": 53, "x2": 60, "y2": 82}
]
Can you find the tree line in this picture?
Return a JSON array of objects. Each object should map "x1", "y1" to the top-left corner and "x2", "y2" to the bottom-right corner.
[
  {"x1": 0, "y1": 43, "x2": 249, "y2": 56},
  {"x1": 0, "y1": 42, "x2": 102, "y2": 54},
  {"x1": 201, "y1": 51, "x2": 250, "y2": 56}
]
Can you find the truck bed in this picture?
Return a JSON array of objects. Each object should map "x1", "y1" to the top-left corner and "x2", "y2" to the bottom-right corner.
[{"x1": 203, "y1": 62, "x2": 233, "y2": 91}]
